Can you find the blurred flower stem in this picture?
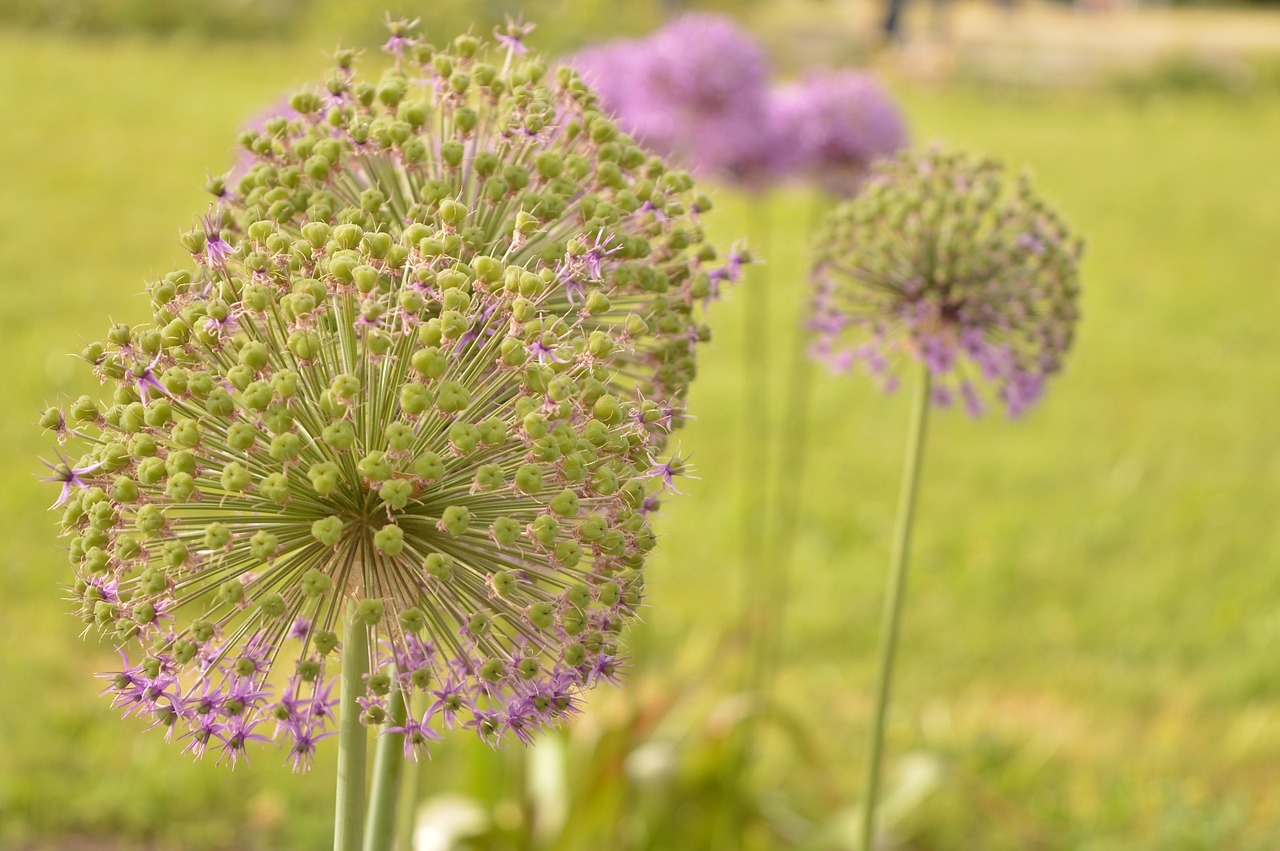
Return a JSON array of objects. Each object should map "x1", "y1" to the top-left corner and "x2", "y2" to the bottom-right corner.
[
  {"x1": 861, "y1": 364, "x2": 931, "y2": 851},
  {"x1": 365, "y1": 676, "x2": 408, "y2": 851},
  {"x1": 757, "y1": 193, "x2": 829, "y2": 703},
  {"x1": 741, "y1": 196, "x2": 772, "y2": 632},
  {"x1": 335, "y1": 605, "x2": 370, "y2": 851},
  {"x1": 708, "y1": 196, "x2": 774, "y2": 851}
]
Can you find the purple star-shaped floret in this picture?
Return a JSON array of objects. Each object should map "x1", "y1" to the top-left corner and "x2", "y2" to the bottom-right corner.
[
  {"x1": 282, "y1": 718, "x2": 336, "y2": 773},
  {"x1": 131, "y1": 357, "x2": 170, "y2": 404},
  {"x1": 646, "y1": 451, "x2": 691, "y2": 495},
  {"x1": 429, "y1": 677, "x2": 471, "y2": 730},
  {"x1": 495, "y1": 15, "x2": 535, "y2": 55},
  {"x1": 217, "y1": 715, "x2": 273, "y2": 768},
  {"x1": 201, "y1": 210, "x2": 232, "y2": 269},
  {"x1": 39, "y1": 454, "x2": 105, "y2": 507},
  {"x1": 389, "y1": 712, "x2": 444, "y2": 760}
]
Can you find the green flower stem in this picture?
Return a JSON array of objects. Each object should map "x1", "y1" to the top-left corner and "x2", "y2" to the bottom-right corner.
[
  {"x1": 860, "y1": 364, "x2": 931, "y2": 851},
  {"x1": 364, "y1": 680, "x2": 408, "y2": 851},
  {"x1": 334, "y1": 606, "x2": 371, "y2": 851}
]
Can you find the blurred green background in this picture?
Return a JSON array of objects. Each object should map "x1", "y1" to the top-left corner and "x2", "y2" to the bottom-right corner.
[{"x1": 4, "y1": 1, "x2": 1280, "y2": 849}]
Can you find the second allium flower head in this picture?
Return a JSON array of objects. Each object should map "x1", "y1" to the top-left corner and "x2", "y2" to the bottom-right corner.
[
  {"x1": 811, "y1": 148, "x2": 1082, "y2": 417},
  {"x1": 43, "y1": 18, "x2": 739, "y2": 770}
]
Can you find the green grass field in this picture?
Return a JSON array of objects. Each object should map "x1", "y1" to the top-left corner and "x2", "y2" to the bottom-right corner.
[{"x1": 3, "y1": 27, "x2": 1280, "y2": 851}]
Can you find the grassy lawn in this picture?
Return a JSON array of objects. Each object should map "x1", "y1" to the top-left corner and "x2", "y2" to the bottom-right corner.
[{"x1": 2, "y1": 27, "x2": 1279, "y2": 850}]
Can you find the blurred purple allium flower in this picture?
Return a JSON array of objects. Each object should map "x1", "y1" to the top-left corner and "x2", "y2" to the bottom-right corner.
[
  {"x1": 567, "y1": 14, "x2": 774, "y2": 186},
  {"x1": 809, "y1": 149, "x2": 1082, "y2": 417},
  {"x1": 710, "y1": 86, "x2": 805, "y2": 191},
  {"x1": 781, "y1": 70, "x2": 909, "y2": 197},
  {"x1": 645, "y1": 14, "x2": 768, "y2": 116},
  {"x1": 41, "y1": 19, "x2": 741, "y2": 771}
]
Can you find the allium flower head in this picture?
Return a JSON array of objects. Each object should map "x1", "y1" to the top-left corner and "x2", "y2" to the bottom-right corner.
[
  {"x1": 645, "y1": 14, "x2": 768, "y2": 116},
  {"x1": 567, "y1": 14, "x2": 772, "y2": 184},
  {"x1": 41, "y1": 18, "x2": 738, "y2": 769},
  {"x1": 781, "y1": 70, "x2": 908, "y2": 197},
  {"x1": 810, "y1": 148, "x2": 1082, "y2": 417}
]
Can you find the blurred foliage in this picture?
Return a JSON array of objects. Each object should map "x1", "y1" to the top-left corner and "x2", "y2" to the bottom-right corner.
[
  {"x1": 408, "y1": 668, "x2": 852, "y2": 851},
  {"x1": 402, "y1": 649, "x2": 942, "y2": 851},
  {"x1": 1109, "y1": 52, "x2": 1254, "y2": 98},
  {"x1": 301, "y1": 0, "x2": 669, "y2": 55},
  {"x1": 0, "y1": 0, "x2": 311, "y2": 38},
  {"x1": 0, "y1": 0, "x2": 692, "y2": 49}
]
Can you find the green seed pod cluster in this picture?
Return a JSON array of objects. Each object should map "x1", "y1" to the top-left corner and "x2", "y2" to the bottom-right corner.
[{"x1": 38, "y1": 18, "x2": 736, "y2": 769}]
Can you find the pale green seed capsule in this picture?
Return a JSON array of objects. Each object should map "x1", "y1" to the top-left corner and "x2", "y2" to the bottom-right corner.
[
  {"x1": 424, "y1": 553, "x2": 453, "y2": 581},
  {"x1": 357, "y1": 599, "x2": 385, "y2": 625},
  {"x1": 379, "y1": 479, "x2": 413, "y2": 510},
  {"x1": 302, "y1": 569, "x2": 333, "y2": 596},
  {"x1": 358, "y1": 451, "x2": 393, "y2": 482},
  {"x1": 440, "y1": 505, "x2": 470, "y2": 536},
  {"x1": 373, "y1": 524, "x2": 404, "y2": 555},
  {"x1": 323, "y1": 420, "x2": 356, "y2": 451},
  {"x1": 311, "y1": 516, "x2": 345, "y2": 546}
]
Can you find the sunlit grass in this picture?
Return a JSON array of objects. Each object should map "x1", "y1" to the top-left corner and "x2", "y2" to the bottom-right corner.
[{"x1": 2, "y1": 29, "x2": 1279, "y2": 850}]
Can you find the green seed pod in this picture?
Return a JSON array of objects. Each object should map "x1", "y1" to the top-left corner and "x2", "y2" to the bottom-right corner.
[
  {"x1": 322, "y1": 420, "x2": 356, "y2": 451},
  {"x1": 440, "y1": 505, "x2": 470, "y2": 536},
  {"x1": 357, "y1": 599, "x2": 385, "y2": 626},
  {"x1": 204, "y1": 522, "x2": 232, "y2": 550},
  {"x1": 413, "y1": 451, "x2": 445, "y2": 481},
  {"x1": 374, "y1": 476, "x2": 412, "y2": 512},
  {"x1": 248, "y1": 530, "x2": 279, "y2": 562},
  {"x1": 424, "y1": 552, "x2": 453, "y2": 581},
  {"x1": 373, "y1": 524, "x2": 404, "y2": 555},
  {"x1": 411, "y1": 347, "x2": 447, "y2": 378},
  {"x1": 220, "y1": 462, "x2": 251, "y2": 493},
  {"x1": 491, "y1": 516, "x2": 520, "y2": 546},
  {"x1": 357, "y1": 451, "x2": 393, "y2": 482},
  {"x1": 399, "y1": 382, "x2": 434, "y2": 415}
]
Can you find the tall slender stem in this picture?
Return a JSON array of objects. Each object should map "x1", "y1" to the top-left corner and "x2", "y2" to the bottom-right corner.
[
  {"x1": 860, "y1": 365, "x2": 932, "y2": 851},
  {"x1": 364, "y1": 682, "x2": 408, "y2": 851},
  {"x1": 334, "y1": 607, "x2": 371, "y2": 851}
]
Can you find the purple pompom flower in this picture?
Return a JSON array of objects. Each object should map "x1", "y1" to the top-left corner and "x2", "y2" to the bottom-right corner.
[
  {"x1": 567, "y1": 14, "x2": 774, "y2": 185},
  {"x1": 780, "y1": 70, "x2": 909, "y2": 197},
  {"x1": 810, "y1": 149, "x2": 1082, "y2": 417}
]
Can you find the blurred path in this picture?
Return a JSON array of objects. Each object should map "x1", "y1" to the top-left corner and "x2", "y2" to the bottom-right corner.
[{"x1": 753, "y1": 0, "x2": 1280, "y2": 83}]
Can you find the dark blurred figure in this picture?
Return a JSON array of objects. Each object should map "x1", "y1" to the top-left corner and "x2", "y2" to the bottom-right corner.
[
  {"x1": 885, "y1": 0, "x2": 1017, "y2": 42},
  {"x1": 884, "y1": 0, "x2": 909, "y2": 39}
]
